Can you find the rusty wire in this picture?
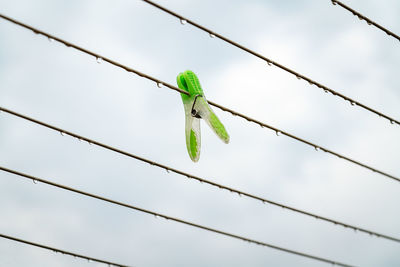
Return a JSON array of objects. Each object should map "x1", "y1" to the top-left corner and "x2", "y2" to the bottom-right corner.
[
  {"x1": 0, "y1": 106, "x2": 399, "y2": 244},
  {"x1": 0, "y1": 233, "x2": 129, "y2": 267},
  {"x1": 0, "y1": 14, "x2": 397, "y2": 183},
  {"x1": 140, "y1": 0, "x2": 400, "y2": 126},
  {"x1": 331, "y1": 0, "x2": 400, "y2": 42},
  {"x1": 0, "y1": 166, "x2": 355, "y2": 267}
]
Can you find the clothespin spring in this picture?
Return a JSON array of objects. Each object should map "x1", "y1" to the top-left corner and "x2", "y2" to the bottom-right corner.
[{"x1": 191, "y1": 94, "x2": 203, "y2": 118}]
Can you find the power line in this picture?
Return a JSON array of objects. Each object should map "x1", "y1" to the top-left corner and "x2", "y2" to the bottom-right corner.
[
  {"x1": 331, "y1": 0, "x2": 400, "y2": 42},
  {"x1": 0, "y1": 15, "x2": 397, "y2": 183},
  {"x1": 0, "y1": 233, "x2": 129, "y2": 267},
  {"x1": 140, "y1": 0, "x2": 400, "y2": 126},
  {"x1": 0, "y1": 166, "x2": 355, "y2": 267},
  {"x1": 0, "y1": 106, "x2": 398, "y2": 244}
]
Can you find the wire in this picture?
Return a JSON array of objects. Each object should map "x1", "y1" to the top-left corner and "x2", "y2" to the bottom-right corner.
[
  {"x1": 206, "y1": 101, "x2": 399, "y2": 183},
  {"x1": 331, "y1": 0, "x2": 400, "y2": 42},
  {"x1": 0, "y1": 166, "x2": 355, "y2": 267},
  {"x1": 0, "y1": 14, "x2": 185, "y2": 95},
  {"x1": 140, "y1": 0, "x2": 400, "y2": 126},
  {"x1": 0, "y1": 15, "x2": 397, "y2": 183},
  {"x1": 0, "y1": 233, "x2": 129, "y2": 267},
  {"x1": 0, "y1": 106, "x2": 398, "y2": 244}
]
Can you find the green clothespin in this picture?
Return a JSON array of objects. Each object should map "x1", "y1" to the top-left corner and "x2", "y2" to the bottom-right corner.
[{"x1": 177, "y1": 70, "x2": 229, "y2": 162}]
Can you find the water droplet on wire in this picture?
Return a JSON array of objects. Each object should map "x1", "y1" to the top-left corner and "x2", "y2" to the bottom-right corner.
[
  {"x1": 267, "y1": 61, "x2": 272, "y2": 66},
  {"x1": 166, "y1": 169, "x2": 170, "y2": 173},
  {"x1": 32, "y1": 179, "x2": 37, "y2": 184},
  {"x1": 367, "y1": 21, "x2": 372, "y2": 25},
  {"x1": 390, "y1": 120, "x2": 394, "y2": 124},
  {"x1": 157, "y1": 82, "x2": 163, "y2": 88},
  {"x1": 209, "y1": 33, "x2": 215, "y2": 38},
  {"x1": 331, "y1": 0, "x2": 336, "y2": 5},
  {"x1": 180, "y1": 19, "x2": 187, "y2": 25},
  {"x1": 275, "y1": 130, "x2": 281, "y2": 136},
  {"x1": 60, "y1": 131, "x2": 65, "y2": 136},
  {"x1": 48, "y1": 37, "x2": 54, "y2": 42},
  {"x1": 296, "y1": 76, "x2": 301, "y2": 80},
  {"x1": 96, "y1": 57, "x2": 103, "y2": 64},
  {"x1": 314, "y1": 146, "x2": 319, "y2": 151},
  {"x1": 350, "y1": 101, "x2": 355, "y2": 106}
]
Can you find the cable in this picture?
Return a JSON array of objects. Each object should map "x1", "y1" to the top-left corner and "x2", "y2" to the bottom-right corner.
[
  {"x1": 331, "y1": 0, "x2": 400, "y2": 42},
  {"x1": 0, "y1": 14, "x2": 185, "y2": 95},
  {"x1": 140, "y1": 0, "x2": 400, "y2": 126},
  {"x1": 0, "y1": 166, "x2": 355, "y2": 267},
  {"x1": 0, "y1": 233, "x2": 129, "y2": 267},
  {"x1": 0, "y1": 15, "x2": 397, "y2": 183},
  {"x1": 206, "y1": 101, "x2": 399, "y2": 183},
  {"x1": 0, "y1": 106, "x2": 398, "y2": 244}
]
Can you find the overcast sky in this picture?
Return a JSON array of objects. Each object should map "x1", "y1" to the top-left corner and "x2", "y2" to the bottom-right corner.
[{"x1": 0, "y1": 0, "x2": 399, "y2": 266}]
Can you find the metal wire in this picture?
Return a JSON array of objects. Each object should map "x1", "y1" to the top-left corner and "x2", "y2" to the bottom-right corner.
[
  {"x1": 0, "y1": 106, "x2": 398, "y2": 244},
  {"x1": 331, "y1": 0, "x2": 400, "y2": 42},
  {"x1": 0, "y1": 14, "x2": 397, "y2": 183},
  {"x1": 0, "y1": 14, "x2": 185, "y2": 95},
  {"x1": 0, "y1": 166, "x2": 355, "y2": 267},
  {"x1": 206, "y1": 101, "x2": 399, "y2": 183},
  {"x1": 140, "y1": 0, "x2": 400, "y2": 126},
  {"x1": 0, "y1": 233, "x2": 129, "y2": 267}
]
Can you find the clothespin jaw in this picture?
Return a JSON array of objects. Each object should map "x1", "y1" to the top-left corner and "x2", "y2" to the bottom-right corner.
[{"x1": 177, "y1": 70, "x2": 229, "y2": 162}]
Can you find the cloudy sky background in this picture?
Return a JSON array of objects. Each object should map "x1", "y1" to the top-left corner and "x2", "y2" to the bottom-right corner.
[{"x1": 0, "y1": 0, "x2": 399, "y2": 266}]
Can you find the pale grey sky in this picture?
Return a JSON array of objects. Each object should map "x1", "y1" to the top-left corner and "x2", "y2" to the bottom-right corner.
[{"x1": 0, "y1": 0, "x2": 399, "y2": 266}]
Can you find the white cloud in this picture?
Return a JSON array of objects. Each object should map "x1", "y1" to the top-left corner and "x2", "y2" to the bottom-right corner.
[{"x1": 0, "y1": 0, "x2": 399, "y2": 266}]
